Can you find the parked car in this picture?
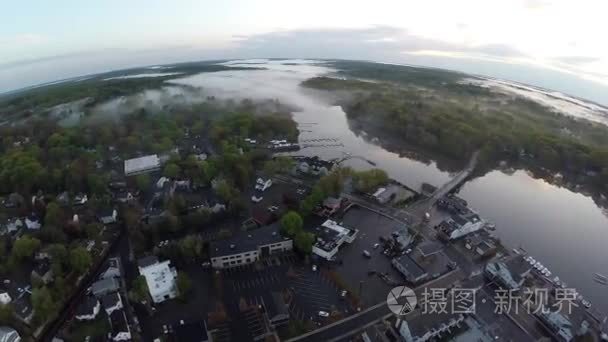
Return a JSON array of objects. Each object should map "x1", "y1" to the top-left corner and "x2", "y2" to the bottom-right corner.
[
  {"x1": 373, "y1": 243, "x2": 380, "y2": 249},
  {"x1": 363, "y1": 250, "x2": 371, "y2": 258},
  {"x1": 202, "y1": 262, "x2": 211, "y2": 268},
  {"x1": 340, "y1": 290, "x2": 348, "y2": 298},
  {"x1": 312, "y1": 264, "x2": 318, "y2": 272},
  {"x1": 318, "y1": 311, "x2": 329, "y2": 317}
]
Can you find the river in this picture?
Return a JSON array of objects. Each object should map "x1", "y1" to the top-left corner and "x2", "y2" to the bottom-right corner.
[{"x1": 167, "y1": 59, "x2": 608, "y2": 314}]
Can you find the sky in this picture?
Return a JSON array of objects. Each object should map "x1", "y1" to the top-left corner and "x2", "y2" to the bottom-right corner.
[{"x1": 2, "y1": 0, "x2": 608, "y2": 104}]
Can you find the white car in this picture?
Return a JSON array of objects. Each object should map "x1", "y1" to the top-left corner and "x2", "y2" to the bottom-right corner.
[
  {"x1": 312, "y1": 264, "x2": 318, "y2": 272},
  {"x1": 318, "y1": 311, "x2": 329, "y2": 317}
]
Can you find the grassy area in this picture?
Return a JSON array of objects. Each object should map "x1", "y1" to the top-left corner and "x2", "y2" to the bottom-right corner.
[{"x1": 65, "y1": 315, "x2": 110, "y2": 342}]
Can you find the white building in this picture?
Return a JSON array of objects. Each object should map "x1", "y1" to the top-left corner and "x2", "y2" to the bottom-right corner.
[
  {"x1": 255, "y1": 177, "x2": 272, "y2": 191},
  {"x1": 0, "y1": 326, "x2": 20, "y2": 342},
  {"x1": 0, "y1": 292, "x2": 11, "y2": 305},
  {"x1": 312, "y1": 220, "x2": 358, "y2": 260},
  {"x1": 438, "y1": 211, "x2": 485, "y2": 240},
  {"x1": 124, "y1": 154, "x2": 161, "y2": 176},
  {"x1": 210, "y1": 224, "x2": 293, "y2": 269},
  {"x1": 137, "y1": 256, "x2": 178, "y2": 303}
]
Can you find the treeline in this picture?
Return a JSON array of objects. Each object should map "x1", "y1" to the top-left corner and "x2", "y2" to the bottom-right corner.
[{"x1": 302, "y1": 76, "x2": 608, "y2": 194}]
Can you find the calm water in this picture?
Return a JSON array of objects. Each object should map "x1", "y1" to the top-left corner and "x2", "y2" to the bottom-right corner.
[{"x1": 165, "y1": 59, "x2": 608, "y2": 313}]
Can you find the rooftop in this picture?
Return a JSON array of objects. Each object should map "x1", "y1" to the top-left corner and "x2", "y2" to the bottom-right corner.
[
  {"x1": 174, "y1": 320, "x2": 210, "y2": 342},
  {"x1": 75, "y1": 296, "x2": 99, "y2": 316},
  {"x1": 210, "y1": 223, "x2": 288, "y2": 257},
  {"x1": 314, "y1": 220, "x2": 356, "y2": 252},
  {"x1": 393, "y1": 254, "x2": 427, "y2": 279},
  {"x1": 417, "y1": 241, "x2": 443, "y2": 258},
  {"x1": 110, "y1": 309, "x2": 130, "y2": 335},
  {"x1": 124, "y1": 154, "x2": 160, "y2": 175}
]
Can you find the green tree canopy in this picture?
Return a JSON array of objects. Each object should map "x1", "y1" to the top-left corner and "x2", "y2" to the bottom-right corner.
[
  {"x1": 69, "y1": 246, "x2": 92, "y2": 275},
  {"x1": 280, "y1": 211, "x2": 303, "y2": 237},
  {"x1": 11, "y1": 236, "x2": 41, "y2": 261}
]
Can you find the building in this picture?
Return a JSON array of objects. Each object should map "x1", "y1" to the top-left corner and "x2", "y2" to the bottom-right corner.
[
  {"x1": 312, "y1": 220, "x2": 358, "y2": 260},
  {"x1": 98, "y1": 208, "x2": 118, "y2": 225},
  {"x1": 31, "y1": 261, "x2": 53, "y2": 284},
  {"x1": 91, "y1": 277, "x2": 120, "y2": 298},
  {"x1": 319, "y1": 197, "x2": 343, "y2": 217},
  {"x1": 416, "y1": 241, "x2": 443, "y2": 258},
  {"x1": 255, "y1": 177, "x2": 272, "y2": 192},
  {"x1": 124, "y1": 154, "x2": 161, "y2": 176},
  {"x1": 210, "y1": 223, "x2": 293, "y2": 269},
  {"x1": 395, "y1": 313, "x2": 465, "y2": 342},
  {"x1": 265, "y1": 292, "x2": 290, "y2": 327},
  {"x1": 138, "y1": 256, "x2": 178, "y2": 303},
  {"x1": 0, "y1": 326, "x2": 20, "y2": 342},
  {"x1": 109, "y1": 309, "x2": 132, "y2": 341},
  {"x1": 536, "y1": 310, "x2": 573, "y2": 342},
  {"x1": 99, "y1": 257, "x2": 121, "y2": 280},
  {"x1": 296, "y1": 156, "x2": 334, "y2": 176},
  {"x1": 173, "y1": 320, "x2": 211, "y2": 342},
  {"x1": 1, "y1": 218, "x2": 23, "y2": 235},
  {"x1": 101, "y1": 292, "x2": 123, "y2": 316},
  {"x1": 372, "y1": 187, "x2": 397, "y2": 204},
  {"x1": 24, "y1": 215, "x2": 41, "y2": 230},
  {"x1": 484, "y1": 256, "x2": 531, "y2": 290},
  {"x1": 437, "y1": 210, "x2": 485, "y2": 240},
  {"x1": 0, "y1": 292, "x2": 11, "y2": 305},
  {"x1": 73, "y1": 193, "x2": 88, "y2": 206},
  {"x1": 75, "y1": 296, "x2": 100, "y2": 321},
  {"x1": 392, "y1": 255, "x2": 428, "y2": 284}
]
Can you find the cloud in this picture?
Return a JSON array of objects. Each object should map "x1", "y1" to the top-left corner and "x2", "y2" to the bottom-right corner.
[{"x1": 552, "y1": 56, "x2": 600, "y2": 65}]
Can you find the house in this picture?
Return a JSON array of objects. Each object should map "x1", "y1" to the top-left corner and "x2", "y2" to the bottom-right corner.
[
  {"x1": 98, "y1": 208, "x2": 118, "y2": 225},
  {"x1": 101, "y1": 292, "x2": 123, "y2": 316},
  {"x1": 109, "y1": 309, "x2": 132, "y2": 341},
  {"x1": 124, "y1": 154, "x2": 161, "y2": 176},
  {"x1": 138, "y1": 256, "x2": 178, "y2": 303},
  {"x1": 91, "y1": 278, "x2": 120, "y2": 298},
  {"x1": 255, "y1": 177, "x2": 272, "y2": 192},
  {"x1": 99, "y1": 257, "x2": 121, "y2": 280},
  {"x1": 297, "y1": 156, "x2": 333, "y2": 176},
  {"x1": 173, "y1": 320, "x2": 211, "y2": 342},
  {"x1": 13, "y1": 293, "x2": 33, "y2": 323},
  {"x1": 114, "y1": 190, "x2": 135, "y2": 203},
  {"x1": 416, "y1": 241, "x2": 443, "y2": 258},
  {"x1": 3, "y1": 193, "x2": 24, "y2": 209},
  {"x1": 265, "y1": 292, "x2": 290, "y2": 327},
  {"x1": 0, "y1": 291, "x2": 11, "y2": 305},
  {"x1": 0, "y1": 326, "x2": 20, "y2": 342},
  {"x1": 73, "y1": 193, "x2": 88, "y2": 206},
  {"x1": 210, "y1": 223, "x2": 293, "y2": 269},
  {"x1": 319, "y1": 197, "x2": 343, "y2": 217},
  {"x1": 437, "y1": 210, "x2": 485, "y2": 240},
  {"x1": 24, "y1": 215, "x2": 41, "y2": 230},
  {"x1": 392, "y1": 255, "x2": 428, "y2": 284},
  {"x1": 395, "y1": 312, "x2": 465, "y2": 342},
  {"x1": 475, "y1": 240, "x2": 496, "y2": 257},
  {"x1": 537, "y1": 310, "x2": 574, "y2": 342},
  {"x1": 156, "y1": 176, "x2": 170, "y2": 189},
  {"x1": 312, "y1": 220, "x2": 358, "y2": 260},
  {"x1": 484, "y1": 256, "x2": 532, "y2": 290},
  {"x1": 1, "y1": 218, "x2": 23, "y2": 235},
  {"x1": 56, "y1": 192, "x2": 70, "y2": 206},
  {"x1": 75, "y1": 296, "x2": 100, "y2": 321},
  {"x1": 31, "y1": 261, "x2": 53, "y2": 284}
]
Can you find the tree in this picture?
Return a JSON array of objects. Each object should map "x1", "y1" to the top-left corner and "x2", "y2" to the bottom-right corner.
[
  {"x1": 280, "y1": 211, "x2": 303, "y2": 237},
  {"x1": 0, "y1": 304, "x2": 13, "y2": 324},
  {"x1": 163, "y1": 163, "x2": 181, "y2": 179},
  {"x1": 135, "y1": 174, "x2": 151, "y2": 192},
  {"x1": 294, "y1": 231, "x2": 315, "y2": 254},
  {"x1": 32, "y1": 286, "x2": 55, "y2": 322},
  {"x1": 353, "y1": 169, "x2": 389, "y2": 193},
  {"x1": 69, "y1": 246, "x2": 92, "y2": 275},
  {"x1": 44, "y1": 202, "x2": 63, "y2": 227},
  {"x1": 179, "y1": 235, "x2": 203, "y2": 262},
  {"x1": 84, "y1": 222, "x2": 103, "y2": 239},
  {"x1": 129, "y1": 275, "x2": 149, "y2": 303},
  {"x1": 177, "y1": 273, "x2": 192, "y2": 299},
  {"x1": 11, "y1": 236, "x2": 41, "y2": 261},
  {"x1": 263, "y1": 156, "x2": 294, "y2": 176},
  {"x1": 215, "y1": 180, "x2": 239, "y2": 203}
]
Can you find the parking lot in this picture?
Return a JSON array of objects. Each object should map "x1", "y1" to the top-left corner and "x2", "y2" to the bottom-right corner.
[
  {"x1": 221, "y1": 254, "x2": 348, "y2": 327},
  {"x1": 330, "y1": 205, "x2": 410, "y2": 306}
]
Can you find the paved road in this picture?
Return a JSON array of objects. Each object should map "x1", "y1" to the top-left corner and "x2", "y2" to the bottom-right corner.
[{"x1": 286, "y1": 270, "x2": 464, "y2": 342}]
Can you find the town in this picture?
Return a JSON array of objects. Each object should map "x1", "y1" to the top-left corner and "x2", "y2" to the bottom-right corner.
[{"x1": 0, "y1": 108, "x2": 605, "y2": 342}]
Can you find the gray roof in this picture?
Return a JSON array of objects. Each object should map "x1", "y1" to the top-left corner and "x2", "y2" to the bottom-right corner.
[
  {"x1": 137, "y1": 255, "x2": 159, "y2": 268},
  {"x1": 0, "y1": 326, "x2": 20, "y2": 342},
  {"x1": 91, "y1": 277, "x2": 120, "y2": 296},
  {"x1": 393, "y1": 255, "x2": 427, "y2": 280},
  {"x1": 505, "y1": 255, "x2": 531, "y2": 277},
  {"x1": 124, "y1": 154, "x2": 160, "y2": 174},
  {"x1": 209, "y1": 223, "x2": 289, "y2": 258},
  {"x1": 417, "y1": 241, "x2": 443, "y2": 257},
  {"x1": 101, "y1": 292, "x2": 121, "y2": 309},
  {"x1": 76, "y1": 296, "x2": 99, "y2": 316}
]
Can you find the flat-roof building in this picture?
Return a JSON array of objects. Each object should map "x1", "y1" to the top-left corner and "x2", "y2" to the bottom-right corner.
[
  {"x1": 138, "y1": 256, "x2": 178, "y2": 303},
  {"x1": 392, "y1": 255, "x2": 428, "y2": 284},
  {"x1": 312, "y1": 220, "x2": 358, "y2": 260},
  {"x1": 124, "y1": 154, "x2": 161, "y2": 176},
  {"x1": 209, "y1": 223, "x2": 293, "y2": 269},
  {"x1": 438, "y1": 210, "x2": 485, "y2": 240},
  {"x1": 484, "y1": 256, "x2": 531, "y2": 290}
]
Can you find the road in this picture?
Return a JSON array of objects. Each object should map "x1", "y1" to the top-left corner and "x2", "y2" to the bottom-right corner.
[
  {"x1": 285, "y1": 270, "x2": 464, "y2": 342},
  {"x1": 408, "y1": 150, "x2": 479, "y2": 216}
]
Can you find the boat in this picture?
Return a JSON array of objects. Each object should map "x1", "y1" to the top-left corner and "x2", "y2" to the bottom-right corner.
[
  {"x1": 594, "y1": 273, "x2": 608, "y2": 281},
  {"x1": 593, "y1": 273, "x2": 608, "y2": 285},
  {"x1": 486, "y1": 223, "x2": 496, "y2": 231}
]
